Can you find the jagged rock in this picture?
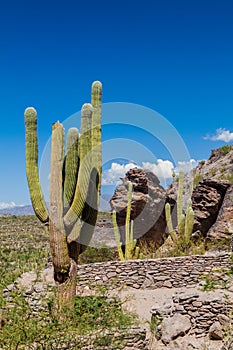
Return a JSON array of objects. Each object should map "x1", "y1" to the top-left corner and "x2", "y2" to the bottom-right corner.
[
  {"x1": 207, "y1": 184, "x2": 233, "y2": 240},
  {"x1": 196, "y1": 145, "x2": 233, "y2": 180},
  {"x1": 191, "y1": 179, "x2": 230, "y2": 238},
  {"x1": 110, "y1": 167, "x2": 175, "y2": 247},
  {"x1": 160, "y1": 314, "x2": 191, "y2": 344},
  {"x1": 209, "y1": 321, "x2": 224, "y2": 340}
]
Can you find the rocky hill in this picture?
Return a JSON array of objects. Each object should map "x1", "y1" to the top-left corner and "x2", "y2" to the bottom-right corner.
[{"x1": 195, "y1": 144, "x2": 233, "y2": 182}]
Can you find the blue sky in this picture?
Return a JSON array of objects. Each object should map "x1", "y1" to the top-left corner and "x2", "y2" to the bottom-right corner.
[{"x1": 0, "y1": 0, "x2": 232, "y2": 207}]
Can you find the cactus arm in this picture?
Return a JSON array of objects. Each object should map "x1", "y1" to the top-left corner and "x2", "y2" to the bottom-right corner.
[
  {"x1": 24, "y1": 107, "x2": 49, "y2": 223},
  {"x1": 179, "y1": 214, "x2": 186, "y2": 236},
  {"x1": 64, "y1": 103, "x2": 93, "y2": 227},
  {"x1": 165, "y1": 202, "x2": 177, "y2": 243},
  {"x1": 63, "y1": 127, "x2": 79, "y2": 213},
  {"x1": 112, "y1": 210, "x2": 125, "y2": 261},
  {"x1": 125, "y1": 182, "x2": 133, "y2": 260},
  {"x1": 184, "y1": 199, "x2": 194, "y2": 245},
  {"x1": 134, "y1": 246, "x2": 140, "y2": 259},
  {"x1": 49, "y1": 122, "x2": 70, "y2": 276},
  {"x1": 177, "y1": 169, "x2": 184, "y2": 227},
  {"x1": 91, "y1": 81, "x2": 102, "y2": 199},
  {"x1": 75, "y1": 82, "x2": 102, "y2": 247}
]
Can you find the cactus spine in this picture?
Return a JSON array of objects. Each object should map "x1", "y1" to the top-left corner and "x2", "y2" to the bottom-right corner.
[
  {"x1": 112, "y1": 182, "x2": 140, "y2": 260},
  {"x1": 165, "y1": 170, "x2": 194, "y2": 254},
  {"x1": 25, "y1": 81, "x2": 102, "y2": 304}
]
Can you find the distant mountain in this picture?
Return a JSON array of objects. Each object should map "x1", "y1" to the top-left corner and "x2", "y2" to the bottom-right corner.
[
  {"x1": 0, "y1": 205, "x2": 34, "y2": 216},
  {"x1": 0, "y1": 195, "x2": 112, "y2": 216}
]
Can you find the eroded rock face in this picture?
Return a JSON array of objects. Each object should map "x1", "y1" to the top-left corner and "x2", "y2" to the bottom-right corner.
[
  {"x1": 191, "y1": 179, "x2": 230, "y2": 238},
  {"x1": 207, "y1": 184, "x2": 233, "y2": 241},
  {"x1": 195, "y1": 145, "x2": 233, "y2": 181},
  {"x1": 110, "y1": 168, "x2": 175, "y2": 247}
]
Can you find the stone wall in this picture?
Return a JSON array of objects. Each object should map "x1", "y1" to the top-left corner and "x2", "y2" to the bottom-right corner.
[
  {"x1": 77, "y1": 252, "x2": 231, "y2": 290},
  {"x1": 151, "y1": 291, "x2": 233, "y2": 343},
  {"x1": 3, "y1": 252, "x2": 233, "y2": 349}
]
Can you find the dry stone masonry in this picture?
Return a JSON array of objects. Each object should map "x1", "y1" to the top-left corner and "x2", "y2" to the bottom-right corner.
[
  {"x1": 151, "y1": 291, "x2": 233, "y2": 342},
  {"x1": 3, "y1": 252, "x2": 233, "y2": 349},
  {"x1": 77, "y1": 252, "x2": 231, "y2": 290}
]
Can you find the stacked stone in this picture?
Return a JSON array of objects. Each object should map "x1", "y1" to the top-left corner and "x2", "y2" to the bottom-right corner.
[
  {"x1": 77, "y1": 253, "x2": 231, "y2": 290},
  {"x1": 151, "y1": 292, "x2": 233, "y2": 341}
]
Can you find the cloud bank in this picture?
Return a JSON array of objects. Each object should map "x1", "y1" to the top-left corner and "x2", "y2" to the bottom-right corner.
[
  {"x1": 0, "y1": 201, "x2": 16, "y2": 210},
  {"x1": 204, "y1": 128, "x2": 233, "y2": 142},
  {"x1": 102, "y1": 162, "x2": 137, "y2": 185},
  {"x1": 102, "y1": 159, "x2": 199, "y2": 186}
]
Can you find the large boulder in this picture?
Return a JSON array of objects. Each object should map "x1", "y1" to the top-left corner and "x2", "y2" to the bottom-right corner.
[
  {"x1": 160, "y1": 314, "x2": 191, "y2": 344},
  {"x1": 207, "y1": 184, "x2": 233, "y2": 241},
  {"x1": 110, "y1": 167, "x2": 175, "y2": 247},
  {"x1": 191, "y1": 179, "x2": 230, "y2": 238}
]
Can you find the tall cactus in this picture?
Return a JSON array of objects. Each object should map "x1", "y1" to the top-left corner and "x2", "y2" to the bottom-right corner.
[{"x1": 24, "y1": 81, "x2": 102, "y2": 305}]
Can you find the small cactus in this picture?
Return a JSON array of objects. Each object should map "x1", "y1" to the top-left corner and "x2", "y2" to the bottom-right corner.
[
  {"x1": 112, "y1": 182, "x2": 140, "y2": 260},
  {"x1": 165, "y1": 170, "x2": 194, "y2": 254}
]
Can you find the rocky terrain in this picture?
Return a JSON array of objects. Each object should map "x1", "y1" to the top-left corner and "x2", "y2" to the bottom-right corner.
[
  {"x1": 195, "y1": 145, "x2": 233, "y2": 182},
  {"x1": 1, "y1": 145, "x2": 233, "y2": 349},
  {"x1": 110, "y1": 145, "x2": 233, "y2": 250}
]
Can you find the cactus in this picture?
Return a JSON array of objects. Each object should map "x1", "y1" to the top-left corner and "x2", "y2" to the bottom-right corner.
[
  {"x1": 165, "y1": 170, "x2": 194, "y2": 254},
  {"x1": 112, "y1": 182, "x2": 140, "y2": 260},
  {"x1": 24, "y1": 81, "x2": 102, "y2": 306}
]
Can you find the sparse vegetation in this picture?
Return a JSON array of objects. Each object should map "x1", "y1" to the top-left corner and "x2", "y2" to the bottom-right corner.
[
  {"x1": 192, "y1": 172, "x2": 203, "y2": 188},
  {"x1": 78, "y1": 246, "x2": 116, "y2": 264},
  {"x1": 200, "y1": 273, "x2": 217, "y2": 291},
  {"x1": 0, "y1": 216, "x2": 137, "y2": 349},
  {"x1": 210, "y1": 168, "x2": 217, "y2": 176},
  {"x1": 149, "y1": 314, "x2": 162, "y2": 339},
  {"x1": 220, "y1": 144, "x2": 232, "y2": 155},
  {"x1": 223, "y1": 173, "x2": 233, "y2": 184}
]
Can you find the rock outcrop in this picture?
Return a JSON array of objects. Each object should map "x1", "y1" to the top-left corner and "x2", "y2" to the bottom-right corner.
[
  {"x1": 110, "y1": 168, "x2": 232, "y2": 248},
  {"x1": 110, "y1": 167, "x2": 175, "y2": 247},
  {"x1": 109, "y1": 145, "x2": 233, "y2": 248},
  {"x1": 195, "y1": 145, "x2": 233, "y2": 181},
  {"x1": 207, "y1": 184, "x2": 233, "y2": 240},
  {"x1": 191, "y1": 179, "x2": 230, "y2": 238}
]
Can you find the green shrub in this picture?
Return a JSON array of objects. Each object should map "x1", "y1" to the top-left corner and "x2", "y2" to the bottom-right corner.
[{"x1": 220, "y1": 145, "x2": 232, "y2": 155}]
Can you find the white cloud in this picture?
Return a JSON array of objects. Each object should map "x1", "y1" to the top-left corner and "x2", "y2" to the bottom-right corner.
[
  {"x1": 102, "y1": 158, "x2": 200, "y2": 187},
  {"x1": 0, "y1": 201, "x2": 16, "y2": 210},
  {"x1": 102, "y1": 162, "x2": 137, "y2": 185},
  {"x1": 204, "y1": 128, "x2": 233, "y2": 142},
  {"x1": 142, "y1": 159, "x2": 174, "y2": 179}
]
